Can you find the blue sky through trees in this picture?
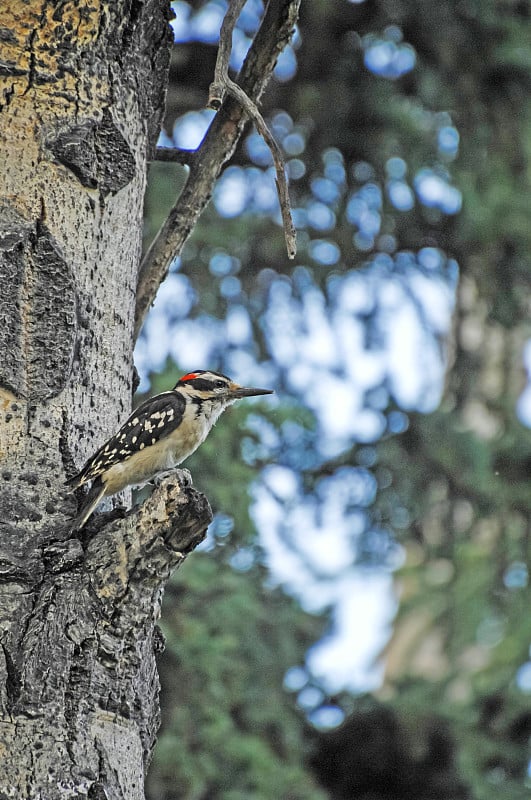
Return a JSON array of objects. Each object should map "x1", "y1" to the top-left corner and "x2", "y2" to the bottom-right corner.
[{"x1": 138, "y1": 0, "x2": 473, "y2": 720}]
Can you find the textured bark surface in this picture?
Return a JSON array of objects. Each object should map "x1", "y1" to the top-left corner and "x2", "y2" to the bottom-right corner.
[
  {"x1": 0, "y1": 2, "x2": 215, "y2": 797},
  {"x1": 0, "y1": 470, "x2": 211, "y2": 799},
  {"x1": 0, "y1": 0, "x2": 300, "y2": 795}
]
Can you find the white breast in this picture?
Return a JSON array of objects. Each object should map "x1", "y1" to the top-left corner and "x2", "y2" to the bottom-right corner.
[{"x1": 102, "y1": 398, "x2": 228, "y2": 495}]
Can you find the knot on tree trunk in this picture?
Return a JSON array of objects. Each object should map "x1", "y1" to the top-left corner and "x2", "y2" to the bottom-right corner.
[
  {"x1": 0, "y1": 471, "x2": 211, "y2": 795},
  {"x1": 86, "y1": 470, "x2": 212, "y2": 616}
]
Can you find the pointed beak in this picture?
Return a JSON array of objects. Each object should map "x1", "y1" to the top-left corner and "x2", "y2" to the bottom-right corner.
[{"x1": 229, "y1": 383, "x2": 274, "y2": 399}]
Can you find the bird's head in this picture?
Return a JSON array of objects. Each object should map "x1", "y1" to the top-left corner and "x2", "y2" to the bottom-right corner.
[{"x1": 175, "y1": 370, "x2": 273, "y2": 408}]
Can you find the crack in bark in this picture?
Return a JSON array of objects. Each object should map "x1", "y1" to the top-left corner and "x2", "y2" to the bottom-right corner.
[
  {"x1": 91, "y1": 737, "x2": 110, "y2": 799},
  {"x1": 1, "y1": 642, "x2": 21, "y2": 712},
  {"x1": 59, "y1": 406, "x2": 77, "y2": 487},
  {"x1": 0, "y1": 206, "x2": 77, "y2": 403}
]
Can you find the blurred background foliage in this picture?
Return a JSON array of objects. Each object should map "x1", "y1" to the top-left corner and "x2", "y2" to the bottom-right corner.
[{"x1": 142, "y1": 0, "x2": 531, "y2": 798}]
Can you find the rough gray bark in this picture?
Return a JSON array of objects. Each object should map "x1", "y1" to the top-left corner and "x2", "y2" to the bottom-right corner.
[
  {"x1": 0, "y1": 0, "x2": 299, "y2": 796},
  {"x1": 0, "y1": 2, "x2": 213, "y2": 797}
]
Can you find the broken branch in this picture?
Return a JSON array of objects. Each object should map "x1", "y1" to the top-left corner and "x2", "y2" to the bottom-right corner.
[
  {"x1": 208, "y1": 0, "x2": 297, "y2": 258},
  {"x1": 134, "y1": 0, "x2": 301, "y2": 341},
  {"x1": 208, "y1": 0, "x2": 247, "y2": 109}
]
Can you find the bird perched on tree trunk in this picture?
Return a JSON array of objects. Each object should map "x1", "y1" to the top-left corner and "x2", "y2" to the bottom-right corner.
[{"x1": 67, "y1": 370, "x2": 273, "y2": 529}]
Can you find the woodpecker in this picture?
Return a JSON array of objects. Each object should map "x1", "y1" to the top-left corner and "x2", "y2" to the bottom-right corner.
[{"x1": 67, "y1": 370, "x2": 273, "y2": 529}]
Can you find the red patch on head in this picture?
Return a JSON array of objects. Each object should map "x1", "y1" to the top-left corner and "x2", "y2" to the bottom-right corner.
[{"x1": 180, "y1": 372, "x2": 200, "y2": 382}]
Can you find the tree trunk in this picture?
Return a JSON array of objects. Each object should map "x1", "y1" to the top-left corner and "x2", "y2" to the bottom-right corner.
[
  {"x1": 384, "y1": 278, "x2": 531, "y2": 684},
  {"x1": 0, "y1": 2, "x2": 212, "y2": 796}
]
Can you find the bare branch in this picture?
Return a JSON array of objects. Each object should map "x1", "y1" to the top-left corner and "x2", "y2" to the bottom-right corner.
[
  {"x1": 152, "y1": 146, "x2": 197, "y2": 165},
  {"x1": 208, "y1": 0, "x2": 247, "y2": 109},
  {"x1": 207, "y1": 0, "x2": 296, "y2": 258},
  {"x1": 135, "y1": 0, "x2": 301, "y2": 342},
  {"x1": 225, "y1": 79, "x2": 297, "y2": 259}
]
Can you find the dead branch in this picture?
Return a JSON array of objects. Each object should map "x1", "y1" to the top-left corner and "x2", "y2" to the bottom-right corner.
[
  {"x1": 207, "y1": 0, "x2": 296, "y2": 259},
  {"x1": 223, "y1": 78, "x2": 297, "y2": 259},
  {"x1": 134, "y1": 0, "x2": 301, "y2": 342},
  {"x1": 207, "y1": 0, "x2": 247, "y2": 109},
  {"x1": 152, "y1": 147, "x2": 197, "y2": 165}
]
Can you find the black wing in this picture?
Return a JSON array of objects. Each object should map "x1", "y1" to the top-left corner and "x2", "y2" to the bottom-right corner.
[{"x1": 66, "y1": 391, "x2": 186, "y2": 488}]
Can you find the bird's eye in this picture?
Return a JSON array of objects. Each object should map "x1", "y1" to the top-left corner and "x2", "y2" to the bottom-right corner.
[{"x1": 214, "y1": 380, "x2": 225, "y2": 389}]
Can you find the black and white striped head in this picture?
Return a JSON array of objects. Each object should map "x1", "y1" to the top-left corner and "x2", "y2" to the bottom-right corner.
[{"x1": 175, "y1": 370, "x2": 273, "y2": 408}]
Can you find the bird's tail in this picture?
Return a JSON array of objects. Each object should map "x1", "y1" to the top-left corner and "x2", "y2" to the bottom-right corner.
[{"x1": 71, "y1": 479, "x2": 106, "y2": 530}]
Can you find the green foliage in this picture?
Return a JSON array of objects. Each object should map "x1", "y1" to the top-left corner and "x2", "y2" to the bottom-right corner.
[
  {"x1": 146, "y1": 555, "x2": 327, "y2": 800},
  {"x1": 143, "y1": 1, "x2": 531, "y2": 799},
  {"x1": 376, "y1": 402, "x2": 531, "y2": 797},
  {"x1": 144, "y1": 162, "x2": 188, "y2": 248}
]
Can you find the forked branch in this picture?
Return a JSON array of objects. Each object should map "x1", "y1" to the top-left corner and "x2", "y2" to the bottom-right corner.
[
  {"x1": 216, "y1": 77, "x2": 297, "y2": 259},
  {"x1": 207, "y1": 0, "x2": 296, "y2": 260},
  {"x1": 135, "y1": 0, "x2": 301, "y2": 341}
]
